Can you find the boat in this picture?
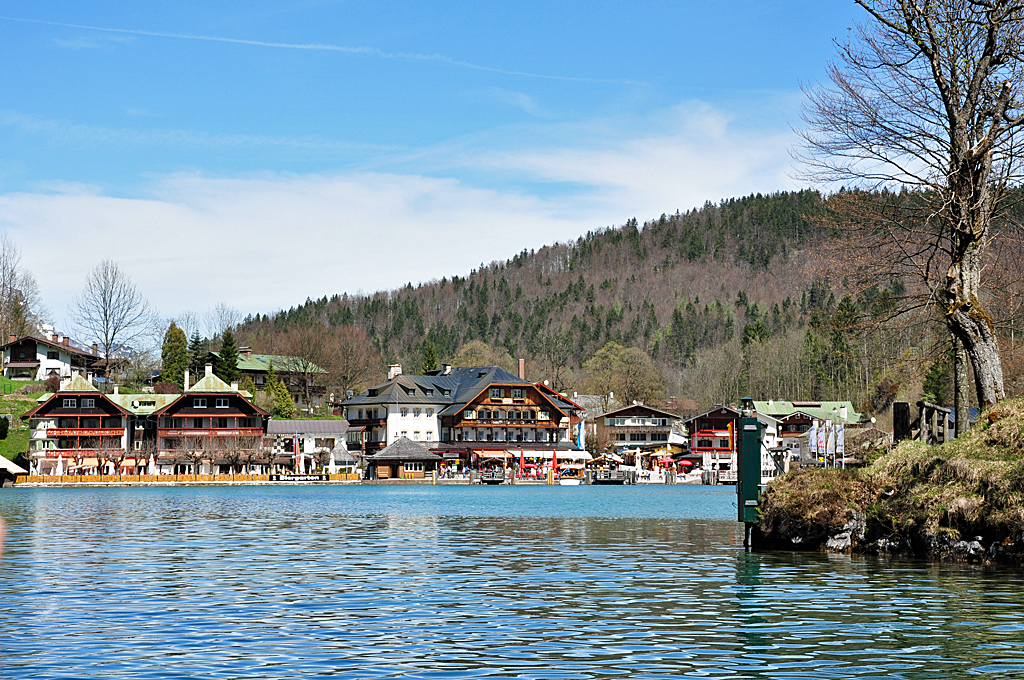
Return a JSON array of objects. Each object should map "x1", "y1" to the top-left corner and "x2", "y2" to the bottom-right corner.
[{"x1": 558, "y1": 464, "x2": 584, "y2": 486}]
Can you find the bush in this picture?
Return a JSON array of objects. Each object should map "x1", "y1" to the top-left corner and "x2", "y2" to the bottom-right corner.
[
  {"x1": 154, "y1": 382, "x2": 181, "y2": 394},
  {"x1": 44, "y1": 375, "x2": 60, "y2": 393}
]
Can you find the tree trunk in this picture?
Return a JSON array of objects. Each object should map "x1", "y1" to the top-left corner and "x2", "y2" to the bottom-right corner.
[
  {"x1": 946, "y1": 238, "x2": 1006, "y2": 411},
  {"x1": 953, "y1": 336, "x2": 971, "y2": 436}
]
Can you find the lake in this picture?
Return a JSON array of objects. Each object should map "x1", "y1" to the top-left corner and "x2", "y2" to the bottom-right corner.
[{"x1": 1, "y1": 484, "x2": 1022, "y2": 678}]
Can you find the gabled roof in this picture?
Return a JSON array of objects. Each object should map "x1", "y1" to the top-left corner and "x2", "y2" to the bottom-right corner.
[
  {"x1": 62, "y1": 375, "x2": 99, "y2": 392},
  {"x1": 0, "y1": 335, "x2": 97, "y2": 358},
  {"x1": 188, "y1": 372, "x2": 236, "y2": 393},
  {"x1": 597, "y1": 404, "x2": 681, "y2": 420},
  {"x1": 108, "y1": 393, "x2": 180, "y2": 415},
  {"x1": 751, "y1": 400, "x2": 862, "y2": 424},
  {"x1": 683, "y1": 406, "x2": 742, "y2": 424},
  {"x1": 367, "y1": 437, "x2": 442, "y2": 461},
  {"x1": 210, "y1": 351, "x2": 327, "y2": 374}
]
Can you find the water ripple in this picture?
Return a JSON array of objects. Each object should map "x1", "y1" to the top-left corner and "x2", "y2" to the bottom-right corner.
[{"x1": 1, "y1": 485, "x2": 1022, "y2": 678}]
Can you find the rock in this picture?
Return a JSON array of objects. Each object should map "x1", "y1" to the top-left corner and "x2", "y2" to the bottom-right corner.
[{"x1": 826, "y1": 531, "x2": 852, "y2": 552}]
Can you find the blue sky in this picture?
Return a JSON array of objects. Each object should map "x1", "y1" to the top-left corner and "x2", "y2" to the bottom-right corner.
[{"x1": 0, "y1": 1, "x2": 860, "y2": 330}]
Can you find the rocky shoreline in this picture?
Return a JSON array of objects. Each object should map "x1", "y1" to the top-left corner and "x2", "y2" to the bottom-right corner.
[{"x1": 752, "y1": 399, "x2": 1024, "y2": 567}]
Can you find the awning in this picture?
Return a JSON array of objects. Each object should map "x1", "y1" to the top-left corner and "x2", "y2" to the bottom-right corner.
[
  {"x1": 5, "y1": 361, "x2": 40, "y2": 368},
  {"x1": 477, "y1": 451, "x2": 511, "y2": 459}
]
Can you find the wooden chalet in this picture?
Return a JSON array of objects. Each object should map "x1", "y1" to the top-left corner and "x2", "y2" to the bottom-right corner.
[
  {"x1": 366, "y1": 437, "x2": 442, "y2": 480},
  {"x1": 2, "y1": 334, "x2": 100, "y2": 381},
  {"x1": 594, "y1": 403, "x2": 681, "y2": 452}
]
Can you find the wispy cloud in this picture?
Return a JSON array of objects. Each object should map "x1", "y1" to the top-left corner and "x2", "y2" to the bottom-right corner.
[
  {"x1": 1, "y1": 15, "x2": 642, "y2": 85},
  {"x1": 51, "y1": 33, "x2": 134, "y2": 49},
  {"x1": 0, "y1": 109, "x2": 394, "y2": 153},
  {"x1": 0, "y1": 100, "x2": 800, "y2": 326},
  {"x1": 486, "y1": 88, "x2": 543, "y2": 117}
]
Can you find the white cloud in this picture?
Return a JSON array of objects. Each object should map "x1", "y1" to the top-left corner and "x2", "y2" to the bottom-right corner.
[{"x1": 0, "y1": 100, "x2": 801, "y2": 329}]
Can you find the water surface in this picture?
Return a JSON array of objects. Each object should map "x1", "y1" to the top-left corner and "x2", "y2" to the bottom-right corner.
[{"x1": 1, "y1": 485, "x2": 1022, "y2": 678}]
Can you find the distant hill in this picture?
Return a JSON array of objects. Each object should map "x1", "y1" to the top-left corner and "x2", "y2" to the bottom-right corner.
[{"x1": 236, "y1": 190, "x2": 854, "y2": 402}]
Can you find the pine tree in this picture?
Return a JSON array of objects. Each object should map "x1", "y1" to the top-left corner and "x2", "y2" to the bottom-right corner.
[
  {"x1": 161, "y1": 322, "x2": 188, "y2": 388},
  {"x1": 421, "y1": 341, "x2": 439, "y2": 373},
  {"x1": 215, "y1": 329, "x2": 241, "y2": 384},
  {"x1": 272, "y1": 377, "x2": 296, "y2": 418},
  {"x1": 239, "y1": 375, "x2": 257, "y2": 397},
  {"x1": 188, "y1": 331, "x2": 207, "y2": 379}
]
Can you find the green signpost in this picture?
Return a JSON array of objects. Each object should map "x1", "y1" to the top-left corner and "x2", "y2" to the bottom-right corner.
[{"x1": 736, "y1": 416, "x2": 761, "y2": 546}]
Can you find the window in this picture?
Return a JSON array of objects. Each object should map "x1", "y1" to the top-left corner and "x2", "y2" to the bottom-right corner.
[
  {"x1": 215, "y1": 398, "x2": 229, "y2": 408},
  {"x1": 62, "y1": 399, "x2": 76, "y2": 408},
  {"x1": 717, "y1": 438, "x2": 730, "y2": 449},
  {"x1": 81, "y1": 398, "x2": 95, "y2": 408},
  {"x1": 134, "y1": 440, "x2": 142, "y2": 451},
  {"x1": 413, "y1": 408, "x2": 421, "y2": 417},
  {"x1": 82, "y1": 418, "x2": 100, "y2": 428},
  {"x1": 194, "y1": 398, "x2": 207, "y2": 408},
  {"x1": 401, "y1": 408, "x2": 409, "y2": 417},
  {"x1": 463, "y1": 410, "x2": 476, "y2": 420},
  {"x1": 192, "y1": 418, "x2": 205, "y2": 428},
  {"x1": 426, "y1": 408, "x2": 433, "y2": 417},
  {"x1": 538, "y1": 411, "x2": 549, "y2": 421},
  {"x1": 698, "y1": 438, "x2": 713, "y2": 448},
  {"x1": 139, "y1": 400, "x2": 155, "y2": 407},
  {"x1": 404, "y1": 462, "x2": 423, "y2": 472},
  {"x1": 255, "y1": 375, "x2": 266, "y2": 385},
  {"x1": 441, "y1": 389, "x2": 450, "y2": 397},
  {"x1": 616, "y1": 433, "x2": 627, "y2": 441},
  {"x1": 401, "y1": 430, "x2": 408, "y2": 438},
  {"x1": 368, "y1": 389, "x2": 378, "y2": 397},
  {"x1": 426, "y1": 431, "x2": 433, "y2": 442},
  {"x1": 47, "y1": 351, "x2": 59, "y2": 360},
  {"x1": 405, "y1": 388, "x2": 415, "y2": 396},
  {"x1": 512, "y1": 388, "x2": 523, "y2": 399},
  {"x1": 496, "y1": 410, "x2": 505, "y2": 420},
  {"x1": 215, "y1": 417, "x2": 229, "y2": 428},
  {"x1": 425, "y1": 389, "x2": 434, "y2": 396},
  {"x1": 413, "y1": 430, "x2": 420, "y2": 440},
  {"x1": 489, "y1": 388, "x2": 502, "y2": 399}
]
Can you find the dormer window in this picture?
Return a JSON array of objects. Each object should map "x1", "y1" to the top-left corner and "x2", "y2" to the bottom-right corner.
[
  {"x1": 216, "y1": 398, "x2": 229, "y2": 408},
  {"x1": 489, "y1": 388, "x2": 502, "y2": 399},
  {"x1": 441, "y1": 389, "x2": 450, "y2": 397},
  {"x1": 62, "y1": 398, "x2": 76, "y2": 408},
  {"x1": 405, "y1": 388, "x2": 415, "y2": 396},
  {"x1": 425, "y1": 389, "x2": 434, "y2": 396},
  {"x1": 194, "y1": 398, "x2": 207, "y2": 408},
  {"x1": 81, "y1": 398, "x2": 95, "y2": 408},
  {"x1": 368, "y1": 389, "x2": 378, "y2": 397}
]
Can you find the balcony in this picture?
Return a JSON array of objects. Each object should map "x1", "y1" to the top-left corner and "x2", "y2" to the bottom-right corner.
[
  {"x1": 160, "y1": 428, "x2": 265, "y2": 437},
  {"x1": 46, "y1": 428, "x2": 124, "y2": 437}
]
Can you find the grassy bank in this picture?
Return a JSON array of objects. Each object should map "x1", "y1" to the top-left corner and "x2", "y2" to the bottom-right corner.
[
  {"x1": 754, "y1": 399, "x2": 1024, "y2": 565},
  {"x1": 0, "y1": 389, "x2": 44, "y2": 462}
]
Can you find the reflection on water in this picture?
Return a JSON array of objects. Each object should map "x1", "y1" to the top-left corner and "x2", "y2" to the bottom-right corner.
[{"x1": 1, "y1": 485, "x2": 1022, "y2": 678}]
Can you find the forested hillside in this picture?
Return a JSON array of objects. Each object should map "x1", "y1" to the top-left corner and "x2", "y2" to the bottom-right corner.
[{"x1": 234, "y1": 189, "x2": 1015, "y2": 418}]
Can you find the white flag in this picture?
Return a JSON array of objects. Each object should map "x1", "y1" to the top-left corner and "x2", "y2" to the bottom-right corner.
[{"x1": 808, "y1": 422, "x2": 818, "y2": 454}]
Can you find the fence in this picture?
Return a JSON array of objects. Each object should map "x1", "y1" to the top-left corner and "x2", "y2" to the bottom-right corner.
[{"x1": 14, "y1": 473, "x2": 360, "y2": 483}]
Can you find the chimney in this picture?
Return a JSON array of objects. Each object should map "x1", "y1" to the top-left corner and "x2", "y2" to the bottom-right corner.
[
  {"x1": 442, "y1": 364, "x2": 452, "y2": 376},
  {"x1": 60, "y1": 376, "x2": 71, "y2": 390},
  {"x1": 7, "y1": 334, "x2": 14, "y2": 343},
  {"x1": 205, "y1": 363, "x2": 213, "y2": 377},
  {"x1": 388, "y1": 364, "x2": 402, "y2": 380},
  {"x1": 113, "y1": 386, "x2": 119, "y2": 395},
  {"x1": 92, "y1": 343, "x2": 98, "y2": 355},
  {"x1": 64, "y1": 337, "x2": 70, "y2": 346},
  {"x1": 231, "y1": 381, "x2": 238, "y2": 392},
  {"x1": 239, "y1": 346, "x2": 252, "y2": 360},
  {"x1": 840, "y1": 405, "x2": 848, "y2": 420},
  {"x1": 184, "y1": 369, "x2": 190, "y2": 391},
  {"x1": 518, "y1": 358, "x2": 525, "y2": 381}
]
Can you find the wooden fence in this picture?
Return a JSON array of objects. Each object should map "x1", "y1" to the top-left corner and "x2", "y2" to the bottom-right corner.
[{"x1": 14, "y1": 473, "x2": 360, "y2": 485}]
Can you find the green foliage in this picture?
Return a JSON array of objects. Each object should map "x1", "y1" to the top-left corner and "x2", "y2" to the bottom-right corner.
[
  {"x1": 215, "y1": 329, "x2": 241, "y2": 384},
  {"x1": 160, "y1": 322, "x2": 188, "y2": 388},
  {"x1": 421, "y1": 341, "x2": 439, "y2": 373},
  {"x1": 923, "y1": 349, "x2": 954, "y2": 405},
  {"x1": 187, "y1": 331, "x2": 207, "y2": 378},
  {"x1": 239, "y1": 375, "x2": 257, "y2": 396},
  {"x1": 271, "y1": 378, "x2": 296, "y2": 418}
]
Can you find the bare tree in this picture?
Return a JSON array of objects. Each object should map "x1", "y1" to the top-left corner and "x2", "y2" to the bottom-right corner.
[
  {"x1": 281, "y1": 324, "x2": 331, "y2": 413},
  {"x1": 0, "y1": 233, "x2": 45, "y2": 339},
  {"x1": 325, "y1": 326, "x2": 383, "y2": 397},
  {"x1": 72, "y1": 260, "x2": 156, "y2": 381},
  {"x1": 206, "y1": 302, "x2": 241, "y2": 339},
  {"x1": 798, "y1": 0, "x2": 1024, "y2": 419}
]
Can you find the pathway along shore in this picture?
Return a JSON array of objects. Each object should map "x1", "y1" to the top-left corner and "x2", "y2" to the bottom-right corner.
[{"x1": 753, "y1": 398, "x2": 1024, "y2": 567}]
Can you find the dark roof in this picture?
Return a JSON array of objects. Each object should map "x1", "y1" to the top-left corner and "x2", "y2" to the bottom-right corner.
[
  {"x1": 1, "y1": 335, "x2": 97, "y2": 358},
  {"x1": 597, "y1": 404, "x2": 682, "y2": 420},
  {"x1": 267, "y1": 419, "x2": 350, "y2": 435},
  {"x1": 367, "y1": 437, "x2": 443, "y2": 461},
  {"x1": 344, "y1": 366, "x2": 551, "y2": 415},
  {"x1": 683, "y1": 406, "x2": 742, "y2": 424}
]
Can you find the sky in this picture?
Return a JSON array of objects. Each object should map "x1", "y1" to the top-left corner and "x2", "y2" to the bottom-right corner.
[{"x1": 0, "y1": 1, "x2": 862, "y2": 333}]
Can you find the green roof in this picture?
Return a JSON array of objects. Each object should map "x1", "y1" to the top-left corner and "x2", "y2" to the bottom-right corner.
[
  {"x1": 210, "y1": 351, "x2": 326, "y2": 374},
  {"x1": 109, "y1": 393, "x2": 181, "y2": 415},
  {"x1": 752, "y1": 400, "x2": 862, "y2": 424}
]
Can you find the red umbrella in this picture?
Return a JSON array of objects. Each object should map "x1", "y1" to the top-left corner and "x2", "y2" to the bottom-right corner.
[
  {"x1": 519, "y1": 450, "x2": 525, "y2": 476},
  {"x1": 552, "y1": 449, "x2": 558, "y2": 472}
]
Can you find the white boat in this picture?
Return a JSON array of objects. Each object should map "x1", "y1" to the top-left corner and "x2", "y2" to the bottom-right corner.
[{"x1": 558, "y1": 465, "x2": 584, "y2": 486}]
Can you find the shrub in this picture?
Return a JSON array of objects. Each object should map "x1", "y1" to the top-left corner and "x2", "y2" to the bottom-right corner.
[{"x1": 154, "y1": 382, "x2": 180, "y2": 394}]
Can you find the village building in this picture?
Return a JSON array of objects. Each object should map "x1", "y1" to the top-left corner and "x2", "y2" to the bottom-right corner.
[
  {"x1": 265, "y1": 419, "x2": 352, "y2": 472},
  {"x1": 22, "y1": 366, "x2": 270, "y2": 475},
  {"x1": 208, "y1": 347, "x2": 327, "y2": 411},
  {"x1": 593, "y1": 403, "x2": 681, "y2": 452},
  {"x1": 342, "y1": 363, "x2": 586, "y2": 468},
  {"x1": 365, "y1": 437, "x2": 442, "y2": 480},
  {"x1": 1, "y1": 334, "x2": 100, "y2": 381}
]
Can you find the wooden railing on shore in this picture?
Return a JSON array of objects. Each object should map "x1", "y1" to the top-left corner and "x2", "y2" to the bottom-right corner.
[{"x1": 14, "y1": 473, "x2": 360, "y2": 485}]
